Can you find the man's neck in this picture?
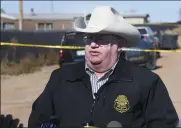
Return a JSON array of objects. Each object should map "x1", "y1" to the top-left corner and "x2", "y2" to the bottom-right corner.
[{"x1": 95, "y1": 71, "x2": 106, "y2": 78}]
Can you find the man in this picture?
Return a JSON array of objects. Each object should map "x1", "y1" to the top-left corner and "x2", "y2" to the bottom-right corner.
[{"x1": 28, "y1": 6, "x2": 179, "y2": 127}]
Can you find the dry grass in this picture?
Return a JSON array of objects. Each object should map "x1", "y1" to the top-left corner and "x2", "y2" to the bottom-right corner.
[
  {"x1": 44, "y1": 50, "x2": 60, "y2": 66},
  {"x1": 1, "y1": 50, "x2": 60, "y2": 75}
]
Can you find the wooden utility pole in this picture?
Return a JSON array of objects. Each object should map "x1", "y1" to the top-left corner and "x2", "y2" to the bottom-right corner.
[{"x1": 19, "y1": 0, "x2": 23, "y2": 30}]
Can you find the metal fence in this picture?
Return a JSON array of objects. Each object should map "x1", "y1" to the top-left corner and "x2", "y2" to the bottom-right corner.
[
  {"x1": 0, "y1": 30, "x2": 67, "y2": 62},
  {"x1": 159, "y1": 34, "x2": 179, "y2": 49},
  {"x1": 0, "y1": 28, "x2": 179, "y2": 62}
]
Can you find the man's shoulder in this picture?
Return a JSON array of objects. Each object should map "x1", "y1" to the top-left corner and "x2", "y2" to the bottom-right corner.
[
  {"x1": 51, "y1": 62, "x2": 85, "y2": 77},
  {"x1": 124, "y1": 60, "x2": 159, "y2": 83},
  {"x1": 122, "y1": 61, "x2": 163, "y2": 99}
]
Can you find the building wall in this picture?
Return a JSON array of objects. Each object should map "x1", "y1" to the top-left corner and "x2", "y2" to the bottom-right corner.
[
  {"x1": 52, "y1": 20, "x2": 73, "y2": 30},
  {"x1": 1, "y1": 18, "x2": 17, "y2": 30},
  {"x1": 23, "y1": 19, "x2": 74, "y2": 30},
  {"x1": 1, "y1": 17, "x2": 147, "y2": 30},
  {"x1": 1, "y1": 17, "x2": 14, "y2": 22},
  {"x1": 21, "y1": 19, "x2": 73, "y2": 30},
  {"x1": 1, "y1": 18, "x2": 74, "y2": 31},
  {"x1": 124, "y1": 18, "x2": 145, "y2": 24}
]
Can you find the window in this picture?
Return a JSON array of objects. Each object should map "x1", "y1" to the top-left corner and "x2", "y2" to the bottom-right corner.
[
  {"x1": 36, "y1": 23, "x2": 53, "y2": 31},
  {"x1": 138, "y1": 29, "x2": 147, "y2": 35},
  {"x1": 2, "y1": 23, "x2": 15, "y2": 30},
  {"x1": 147, "y1": 27, "x2": 154, "y2": 35},
  {"x1": 62, "y1": 32, "x2": 85, "y2": 46},
  {"x1": 46, "y1": 23, "x2": 53, "y2": 30},
  {"x1": 37, "y1": 23, "x2": 44, "y2": 31}
]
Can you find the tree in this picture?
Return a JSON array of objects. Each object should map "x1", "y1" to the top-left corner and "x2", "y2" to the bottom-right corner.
[{"x1": 1, "y1": 8, "x2": 5, "y2": 13}]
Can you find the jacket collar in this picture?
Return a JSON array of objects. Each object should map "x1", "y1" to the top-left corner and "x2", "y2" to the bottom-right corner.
[
  {"x1": 64, "y1": 60, "x2": 86, "y2": 82},
  {"x1": 108, "y1": 57, "x2": 133, "y2": 82},
  {"x1": 66, "y1": 57, "x2": 133, "y2": 82}
]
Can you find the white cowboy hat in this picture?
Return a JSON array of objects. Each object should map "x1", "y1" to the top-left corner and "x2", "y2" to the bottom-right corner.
[{"x1": 73, "y1": 6, "x2": 141, "y2": 47}]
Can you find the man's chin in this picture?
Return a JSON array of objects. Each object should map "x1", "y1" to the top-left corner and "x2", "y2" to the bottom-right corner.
[
  {"x1": 85, "y1": 56, "x2": 102, "y2": 65},
  {"x1": 90, "y1": 60, "x2": 102, "y2": 65}
]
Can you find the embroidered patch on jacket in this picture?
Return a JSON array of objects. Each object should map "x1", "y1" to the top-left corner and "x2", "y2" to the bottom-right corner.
[{"x1": 114, "y1": 95, "x2": 130, "y2": 113}]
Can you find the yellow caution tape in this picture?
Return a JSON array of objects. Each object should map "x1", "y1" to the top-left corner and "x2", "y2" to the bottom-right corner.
[
  {"x1": 121, "y1": 48, "x2": 181, "y2": 53},
  {"x1": 1, "y1": 42, "x2": 181, "y2": 53},
  {"x1": 138, "y1": 23, "x2": 181, "y2": 26},
  {"x1": 0, "y1": 42, "x2": 85, "y2": 49}
]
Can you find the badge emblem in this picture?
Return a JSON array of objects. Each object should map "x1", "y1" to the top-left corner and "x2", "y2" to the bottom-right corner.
[{"x1": 114, "y1": 95, "x2": 130, "y2": 113}]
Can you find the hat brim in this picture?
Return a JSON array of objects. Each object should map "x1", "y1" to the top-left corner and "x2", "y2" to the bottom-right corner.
[{"x1": 74, "y1": 17, "x2": 141, "y2": 47}]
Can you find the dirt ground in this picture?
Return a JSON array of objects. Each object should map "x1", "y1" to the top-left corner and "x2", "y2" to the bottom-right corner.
[{"x1": 1, "y1": 52, "x2": 181, "y2": 127}]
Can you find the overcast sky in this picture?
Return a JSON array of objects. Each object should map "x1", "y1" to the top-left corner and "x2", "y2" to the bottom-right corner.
[{"x1": 1, "y1": 1, "x2": 181, "y2": 23}]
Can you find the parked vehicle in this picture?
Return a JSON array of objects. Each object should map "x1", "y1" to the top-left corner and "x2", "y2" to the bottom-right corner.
[
  {"x1": 125, "y1": 36, "x2": 157, "y2": 70},
  {"x1": 59, "y1": 31, "x2": 85, "y2": 66},
  {"x1": 136, "y1": 26, "x2": 160, "y2": 58},
  {"x1": 59, "y1": 30, "x2": 157, "y2": 70}
]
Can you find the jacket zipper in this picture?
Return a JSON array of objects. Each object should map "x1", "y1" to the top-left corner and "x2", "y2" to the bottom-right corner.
[
  {"x1": 91, "y1": 99, "x2": 96, "y2": 117},
  {"x1": 85, "y1": 77, "x2": 133, "y2": 125}
]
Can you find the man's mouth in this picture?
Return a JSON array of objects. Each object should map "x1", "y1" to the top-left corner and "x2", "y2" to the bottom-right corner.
[{"x1": 89, "y1": 51, "x2": 100, "y2": 56}]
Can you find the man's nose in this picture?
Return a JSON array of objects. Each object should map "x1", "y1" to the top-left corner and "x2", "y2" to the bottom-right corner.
[{"x1": 90, "y1": 42, "x2": 99, "y2": 48}]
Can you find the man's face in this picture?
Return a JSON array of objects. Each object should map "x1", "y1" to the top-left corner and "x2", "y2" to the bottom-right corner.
[{"x1": 84, "y1": 34, "x2": 125, "y2": 65}]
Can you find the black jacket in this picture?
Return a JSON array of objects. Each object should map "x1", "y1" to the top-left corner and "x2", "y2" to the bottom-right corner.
[{"x1": 28, "y1": 58, "x2": 178, "y2": 127}]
